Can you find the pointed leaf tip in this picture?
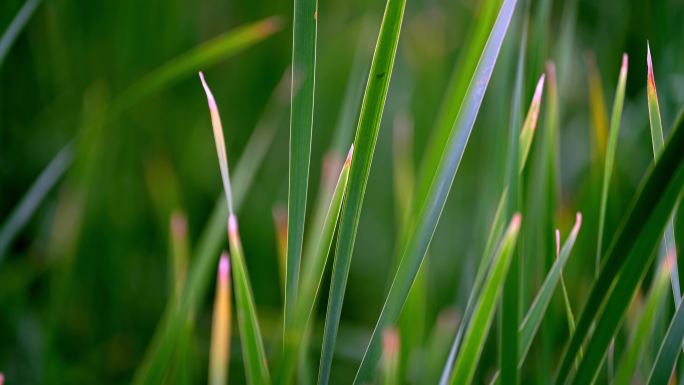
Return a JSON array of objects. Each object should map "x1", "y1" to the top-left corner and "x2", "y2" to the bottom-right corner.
[
  {"x1": 573, "y1": 212, "x2": 583, "y2": 234},
  {"x1": 228, "y1": 214, "x2": 238, "y2": 238},
  {"x1": 621, "y1": 53, "x2": 628, "y2": 73},
  {"x1": 219, "y1": 252, "x2": 231, "y2": 280},
  {"x1": 511, "y1": 213, "x2": 522, "y2": 232},
  {"x1": 345, "y1": 144, "x2": 354, "y2": 166},
  {"x1": 382, "y1": 328, "x2": 400, "y2": 357},
  {"x1": 199, "y1": 71, "x2": 217, "y2": 110}
]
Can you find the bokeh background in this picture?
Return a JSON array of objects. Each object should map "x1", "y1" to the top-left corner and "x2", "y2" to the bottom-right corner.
[{"x1": 2, "y1": 0, "x2": 684, "y2": 383}]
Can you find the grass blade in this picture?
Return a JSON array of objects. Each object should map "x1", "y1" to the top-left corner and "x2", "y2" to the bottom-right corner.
[
  {"x1": 647, "y1": 43, "x2": 681, "y2": 303},
  {"x1": 228, "y1": 215, "x2": 272, "y2": 384},
  {"x1": 209, "y1": 253, "x2": 232, "y2": 385},
  {"x1": 0, "y1": 0, "x2": 40, "y2": 67},
  {"x1": 614, "y1": 254, "x2": 672, "y2": 385},
  {"x1": 647, "y1": 293, "x2": 684, "y2": 385},
  {"x1": 202, "y1": 72, "x2": 271, "y2": 384},
  {"x1": 285, "y1": 0, "x2": 318, "y2": 329},
  {"x1": 353, "y1": 2, "x2": 518, "y2": 382},
  {"x1": 130, "y1": 71, "x2": 284, "y2": 385},
  {"x1": 317, "y1": 0, "x2": 407, "y2": 381},
  {"x1": 275, "y1": 146, "x2": 353, "y2": 385},
  {"x1": 489, "y1": 213, "x2": 582, "y2": 385},
  {"x1": 113, "y1": 17, "x2": 282, "y2": 114},
  {"x1": 519, "y1": 213, "x2": 581, "y2": 362},
  {"x1": 448, "y1": 214, "x2": 522, "y2": 385},
  {"x1": 596, "y1": 54, "x2": 628, "y2": 274},
  {"x1": 500, "y1": 17, "x2": 527, "y2": 385},
  {"x1": 415, "y1": 0, "x2": 500, "y2": 209},
  {"x1": 0, "y1": 143, "x2": 73, "y2": 261},
  {"x1": 554, "y1": 111, "x2": 684, "y2": 384}
]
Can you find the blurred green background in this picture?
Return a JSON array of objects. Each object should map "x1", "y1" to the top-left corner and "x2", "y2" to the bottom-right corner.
[{"x1": 2, "y1": 0, "x2": 684, "y2": 383}]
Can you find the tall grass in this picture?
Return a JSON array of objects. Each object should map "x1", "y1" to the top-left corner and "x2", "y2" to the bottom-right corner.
[{"x1": 5, "y1": 0, "x2": 684, "y2": 384}]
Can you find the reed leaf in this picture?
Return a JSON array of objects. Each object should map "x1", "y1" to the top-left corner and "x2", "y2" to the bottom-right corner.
[
  {"x1": 447, "y1": 214, "x2": 522, "y2": 385},
  {"x1": 285, "y1": 0, "x2": 318, "y2": 329},
  {"x1": 318, "y1": 0, "x2": 407, "y2": 381}
]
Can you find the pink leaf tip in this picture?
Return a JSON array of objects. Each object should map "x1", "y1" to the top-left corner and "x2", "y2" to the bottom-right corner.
[
  {"x1": 345, "y1": 144, "x2": 354, "y2": 166},
  {"x1": 199, "y1": 71, "x2": 217, "y2": 110},
  {"x1": 171, "y1": 211, "x2": 187, "y2": 238},
  {"x1": 228, "y1": 214, "x2": 238, "y2": 238},
  {"x1": 555, "y1": 229, "x2": 561, "y2": 259},
  {"x1": 510, "y1": 213, "x2": 522, "y2": 232},
  {"x1": 665, "y1": 250, "x2": 677, "y2": 274},
  {"x1": 0, "y1": 372, "x2": 4, "y2": 385},
  {"x1": 621, "y1": 53, "x2": 628, "y2": 73},
  {"x1": 572, "y1": 212, "x2": 583, "y2": 235},
  {"x1": 219, "y1": 252, "x2": 230, "y2": 281},
  {"x1": 382, "y1": 327, "x2": 399, "y2": 357}
]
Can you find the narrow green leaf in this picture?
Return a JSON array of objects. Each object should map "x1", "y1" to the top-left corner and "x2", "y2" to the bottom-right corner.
[
  {"x1": 228, "y1": 215, "x2": 272, "y2": 385},
  {"x1": 112, "y1": 16, "x2": 282, "y2": 114},
  {"x1": 554, "y1": 111, "x2": 684, "y2": 384},
  {"x1": 0, "y1": 0, "x2": 41, "y2": 67},
  {"x1": 519, "y1": 213, "x2": 582, "y2": 361},
  {"x1": 448, "y1": 214, "x2": 522, "y2": 385},
  {"x1": 614, "y1": 256, "x2": 672, "y2": 385},
  {"x1": 501, "y1": 17, "x2": 527, "y2": 385},
  {"x1": 489, "y1": 213, "x2": 582, "y2": 385},
  {"x1": 202, "y1": 72, "x2": 271, "y2": 384},
  {"x1": 131, "y1": 71, "x2": 285, "y2": 385},
  {"x1": 415, "y1": 0, "x2": 500, "y2": 211},
  {"x1": 647, "y1": 43, "x2": 681, "y2": 303},
  {"x1": 275, "y1": 147, "x2": 353, "y2": 385},
  {"x1": 318, "y1": 0, "x2": 407, "y2": 381},
  {"x1": 596, "y1": 54, "x2": 628, "y2": 275},
  {"x1": 285, "y1": 0, "x2": 318, "y2": 329},
  {"x1": 203, "y1": 71, "x2": 271, "y2": 383},
  {"x1": 647, "y1": 291, "x2": 684, "y2": 385},
  {"x1": 0, "y1": 143, "x2": 73, "y2": 261},
  {"x1": 354, "y1": 2, "x2": 518, "y2": 382}
]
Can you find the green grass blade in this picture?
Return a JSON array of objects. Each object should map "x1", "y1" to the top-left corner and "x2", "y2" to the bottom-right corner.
[
  {"x1": 489, "y1": 213, "x2": 582, "y2": 385},
  {"x1": 285, "y1": 0, "x2": 318, "y2": 330},
  {"x1": 596, "y1": 54, "x2": 628, "y2": 274},
  {"x1": 415, "y1": 0, "x2": 500, "y2": 211},
  {"x1": 112, "y1": 17, "x2": 282, "y2": 114},
  {"x1": 554, "y1": 111, "x2": 684, "y2": 384},
  {"x1": 448, "y1": 214, "x2": 522, "y2": 385},
  {"x1": 228, "y1": 215, "x2": 272, "y2": 384},
  {"x1": 202, "y1": 72, "x2": 271, "y2": 384},
  {"x1": 0, "y1": 143, "x2": 73, "y2": 261},
  {"x1": 500, "y1": 17, "x2": 527, "y2": 385},
  {"x1": 647, "y1": 292, "x2": 684, "y2": 385},
  {"x1": 647, "y1": 43, "x2": 681, "y2": 303},
  {"x1": 0, "y1": 0, "x2": 40, "y2": 67},
  {"x1": 353, "y1": 2, "x2": 518, "y2": 382},
  {"x1": 275, "y1": 147, "x2": 353, "y2": 385},
  {"x1": 131, "y1": 71, "x2": 285, "y2": 385},
  {"x1": 614, "y1": 255, "x2": 672, "y2": 385},
  {"x1": 317, "y1": 0, "x2": 407, "y2": 381},
  {"x1": 519, "y1": 213, "x2": 582, "y2": 362}
]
